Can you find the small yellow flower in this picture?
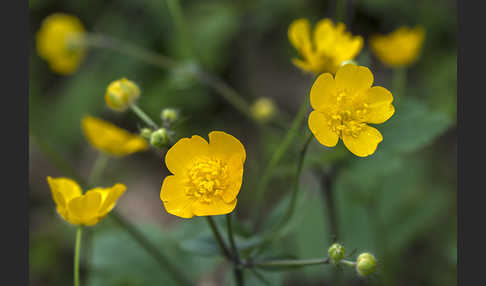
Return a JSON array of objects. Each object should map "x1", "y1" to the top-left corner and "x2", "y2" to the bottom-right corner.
[
  {"x1": 47, "y1": 176, "x2": 126, "y2": 226},
  {"x1": 288, "y1": 18, "x2": 363, "y2": 74},
  {"x1": 160, "y1": 131, "x2": 246, "y2": 218},
  {"x1": 369, "y1": 26, "x2": 425, "y2": 68},
  {"x1": 251, "y1": 97, "x2": 276, "y2": 123},
  {"x1": 81, "y1": 116, "x2": 149, "y2": 157},
  {"x1": 105, "y1": 78, "x2": 141, "y2": 111},
  {"x1": 308, "y1": 64, "x2": 395, "y2": 157},
  {"x1": 36, "y1": 13, "x2": 86, "y2": 75}
]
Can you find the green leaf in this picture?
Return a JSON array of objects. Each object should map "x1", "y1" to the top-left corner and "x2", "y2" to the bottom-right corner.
[
  {"x1": 87, "y1": 222, "x2": 218, "y2": 286},
  {"x1": 379, "y1": 96, "x2": 453, "y2": 154}
]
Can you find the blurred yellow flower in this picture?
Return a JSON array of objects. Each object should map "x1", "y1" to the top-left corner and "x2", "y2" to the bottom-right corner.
[
  {"x1": 308, "y1": 64, "x2": 395, "y2": 157},
  {"x1": 288, "y1": 18, "x2": 363, "y2": 74},
  {"x1": 105, "y1": 78, "x2": 141, "y2": 112},
  {"x1": 251, "y1": 97, "x2": 276, "y2": 123},
  {"x1": 160, "y1": 131, "x2": 246, "y2": 218},
  {"x1": 369, "y1": 26, "x2": 425, "y2": 68},
  {"x1": 82, "y1": 116, "x2": 149, "y2": 156},
  {"x1": 36, "y1": 13, "x2": 86, "y2": 75},
  {"x1": 47, "y1": 176, "x2": 126, "y2": 226}
]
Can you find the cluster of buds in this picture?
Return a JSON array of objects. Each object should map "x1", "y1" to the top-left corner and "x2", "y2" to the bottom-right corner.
[{"x1": 327, "y1": 243, "x2": 377, "y2": 277}]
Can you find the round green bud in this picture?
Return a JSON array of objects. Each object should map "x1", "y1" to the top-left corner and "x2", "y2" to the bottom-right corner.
[
  {"x1": 251, "y1": 97, "x2": 276, "y2": 123},
  {"x1": 356, "y1": 253, "x2": 377, "y2": 277},
  {"x1": 160, "y1": 108, "x2": 179, "y2": 125},
  {"x1": 140, "y1": 128, "x2": 152, "y2": 141},
  {"x1": 328, "y1": 243, "x2": 345, "y2": 264},
  {"x1": 150, "y1": 128, "x2": 169, "y2": 149}
]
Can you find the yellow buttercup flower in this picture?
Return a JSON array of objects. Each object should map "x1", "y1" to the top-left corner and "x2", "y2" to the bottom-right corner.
[
  {"x1": 47, "y1": 176, "x2": 126, "y2": 226},
  {"x1": 369, "y1": 26, "x2": 425, "y2": 68},
  {"x1": 160, "y1": 131, "x2": 246, "y2": 218},
  {"x1": 36, "y1": 13, "x2": 86, "y2": 75},
  {"x1": 105, "y1": 78, "x2": 141, "y2": 112},
  {"x1": 288, "y1": 18, "x2": 363, "y2": 74},
  {"x1": 81, "y1": 116, "x2": 149, "y2": 157},
  {"x1": 308, "y1": 64, "x2": 395, "y2": 157}
]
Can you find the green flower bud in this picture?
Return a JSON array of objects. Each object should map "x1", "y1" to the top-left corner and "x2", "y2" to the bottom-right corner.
[
  {"x1": 251, "y1": 97, "x2": 276, "y2": 123},
  {"x1": 140, "y1": 128, "x2": 152, "y2": 141},
  {"x1": 150, "y1": 128, "x2": 169, "y2": 148},
  {"x1": 356, "y1": 253, "x2": 377, "y2": 277},
  {"x1": 328, "y1": 243, "x2": 345, "y2": 264},
  {"x1": 161, "y1": 108, "x2": 179, "y2": 125}
]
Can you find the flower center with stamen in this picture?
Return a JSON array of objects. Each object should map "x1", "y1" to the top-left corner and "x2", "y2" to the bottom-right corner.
[
  {"x1": 327, "y1": 90, "x2": 370, "y2": 138},
  {"x1": 184, "y1": 157, "x2": 229, "y2": 204}
]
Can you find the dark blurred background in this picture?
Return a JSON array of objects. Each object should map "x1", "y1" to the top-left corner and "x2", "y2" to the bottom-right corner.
[{"x1": 29, "y1": 0, "x2": 456, "y2": 285}]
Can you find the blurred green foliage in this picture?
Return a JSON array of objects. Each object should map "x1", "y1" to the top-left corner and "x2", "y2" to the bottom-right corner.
[{"x1": 30, "y1": 0, "x2": 456, "y2": 285}]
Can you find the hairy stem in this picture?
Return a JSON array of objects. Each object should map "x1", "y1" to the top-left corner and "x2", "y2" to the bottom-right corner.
[
  {"x1": 74, "y1": 226, "x2": 83, "y2": 286},
  {"x1": 110, "y1": 212, "x2": 192, "y2": 286},
  {"x1": 252, "y1": 96, "x2": 309, "y2": 222},
  {"x1": 206, "y1": 216, "x2": 232, "y2": 260}
]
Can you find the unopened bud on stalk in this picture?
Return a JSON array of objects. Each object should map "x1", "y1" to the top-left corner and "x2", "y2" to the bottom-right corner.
[
  {"x1": 150, "y1": 128, "x2": 170, "y2": 148},
  {"x1": 140, "y1": 128, "x2": 152, "y2": 141},
  {"x1": 251, "y1": 97, "x2": 276, "y2": 123},
  {"x1": 161, "y1": 108, "x2": 179, "y2": 125},
  {"x1": 328, "y1": 243, "x2": 345, "y2": 264},
  {"x1": 105, "y1": 78, "x2": 141, "y2": 112},
  {"x1": 356, "y1": 253, "x2": 376, "y2": 277}
]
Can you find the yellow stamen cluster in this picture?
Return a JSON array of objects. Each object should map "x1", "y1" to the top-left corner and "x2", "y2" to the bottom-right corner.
[{"x1": 185, "y1": 157, "x2": 229, "y2": 204}]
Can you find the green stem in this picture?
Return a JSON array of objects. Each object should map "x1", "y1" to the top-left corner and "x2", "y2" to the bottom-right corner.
[
  {"x1": 166, "y1": 0, "x2": 194, "y2": 58},
  {"x1": 339, "y1": 259, "x2": 356, "y2": 267},
  {"x1": 206, "y1": 216, "x2": 232, "y2": 260},
  {"x1": 74, "y1": 226, "x2": 83, "y2": 286},
  {"x1": 130, "y1": 104, "x2": 159, "y2": 130},
  {"x1": 335, "y1": 0, "x2": 346, "y2": 23},
  {"x1": 226, "y1": 214, "x2": 244, "y2": 286},
  {"x1": 194, "y1": 70, "x2": 254, "y2": 121},
  {"x1": 110, "y1": 212, "x2": 192, "y2": 286},
  {"x1": 320, "y1": 167, "x2": 339, "y2": 242},
  {"x1": 252, "y1": 97, "x2": 309, "y2": 222},
  {"x1": 250, "y1": 257, "x2": 329, "y2": 268},
  {"x1": 85, "y1": 33, "x2": 257, "y2": 124},
  {"x1": 88, "y1": 153, "x2": 109, "y2": 186},
  {"x1": 85, "y1": 34, "x2": 179, "y2": 70},
  {"x1": 253, "y1": 132, "x2": 313, "y2": 255},
  {"x1": 392, "y1": 67, "x2": 407, "y2": 102}
]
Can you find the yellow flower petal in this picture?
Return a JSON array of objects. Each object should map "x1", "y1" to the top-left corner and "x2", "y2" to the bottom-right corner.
[
  {"x1": 87, "y1": 184, "x2": 126, "y2": 217},
  {"x1": 308, "y1": 111, "x2": 339, "y2": 147},
  {"x1": 165, "y1": 135, "x2": 209, "y2": 175},
  {"x1": 310, "y1": 73, "x2": 336, "y2": 112},
  {"x1": 208, "y1": 131, "x2": 246, "y2": 163},
  {"x1": 342, "y1": 125, "x2": 383, "y2": 157},
  {"x1": 335, "y1": 64, "x2": 373, "y2": 92},
  {"x1": 221, "y1": 156, "x2": 244, "y2": 204},
  {"x1": 36, "y1": 13, "x2": 86, "y2": 75},
  {"x1": 369, "y1": 26, "x2": 425, "y2": 67},
  {"x1": 67, "y1": 192, "x2": 102, "y2": 226},
  {"x1": 161, "y1": 131, "x2": 246, "y2": 218},
  {"x1": 160, "y1": 175, "x2": 195, "y2": 218},
  {"x1": 47, "y1": 176, "x2": 82, "y2": 216},
  {"x1": 288, "y1": 18, "x2": 313, "y2": 58},
  {"x1": 192, "y1": 198, "x2": 237, "y2": 217},
  {"x1": 364, "y1": 86, "x2": 395, "y2": 124},
  {"x1": 81, "y1": 116, "x2": 149, "y2": 157}
]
